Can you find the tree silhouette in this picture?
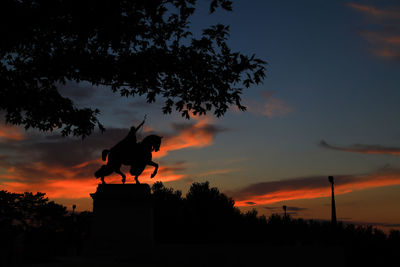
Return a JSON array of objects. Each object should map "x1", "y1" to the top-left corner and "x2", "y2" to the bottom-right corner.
[
  {"x1": 0, "y1": 191, "x2": 67, "y2": 232},
  {"x1": 151, "y1": 182, "x2": 184, "y2": 242},
  {"x1": 1, "y1": 0, "x2": 266, "y2": 137},
  {"x1": 184, "y1": 181, "x2": 241, "y2": 242},
  {"x1": 0, "y1": 190, "x2": 69, "y2": 263}
]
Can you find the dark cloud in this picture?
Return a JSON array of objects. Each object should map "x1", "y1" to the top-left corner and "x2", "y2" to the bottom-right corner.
[
  {"x1": 0, "y1": 127, "x2": 135, "y2": 186},
  {"x1": 264, "y1": 206, "x2": 280, "y2": 210},
  {"x1": 58, "y1": 82, "x2": 97, "y2": 101},
  {"x1": 171, "y1": 122, "x2": 228, "y2": 136},
  {"x1": 286, "y1": 206, "x2": 308, "y2": 211},
  {"x1": 0, "y1": 127, "x2": 130, "y2": 168},
  {"x1": 230, "y1": 175, "x2": 328, "y2": 200},
  {"x1": 319, "y1": 139, "x2": 400, "y2": 156},
  {"x1": 111, "y1": 107, "x2": 139, "y2": 118},
  {"x1": 59, "y1": 81, "x2": 164, "y2": 126},
  {"x1": 127, "y1": 99, "x2": 163, "y2": 109},
  {"x1": 245, "y1": 201, "x2": 256, "y2": 205},
  {"x1": 0, "y1": 156, "x2": 68, "y2": 183}
]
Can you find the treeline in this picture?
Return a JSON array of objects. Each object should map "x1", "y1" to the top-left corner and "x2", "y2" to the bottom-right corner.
[
  {"x1": 0, "y1": 190, "x2": 91, "y2": 264},
  {"x1": 153, "y1": 181, "x2": 400, "y2": 266},
  {"x1": 1, "y1": 182, "x2": 400, "y2": 264},
  {"x1": 152, "y1": 182, "x2": 400, "y2": 246}
]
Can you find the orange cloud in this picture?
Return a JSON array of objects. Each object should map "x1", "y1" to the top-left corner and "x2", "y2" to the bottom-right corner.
[
  {"x1": 358, "y1": 30, "x2": 400, "y2": 59},
  {"x1": 347, "y1": 3, "x2": 400, "y2": 20},
  {"x1": 232, "y1": 171, "x2": 400, "y2": 207},
  {"x1": 382, "y1": 35, "x2": 400, "y2": 45},
  {"x1": 347, "y1": 3, "x2": 400, "y2": 60},
  {"x1": 153, "y1": 115, "x2": 223, "y2": 158},
  {"x1": 3, "y1": 179, "x2": 99, "y2": 199},
  {"x1": 0, "y1": 125, "x2": 24, "y2": 141},
  {"x1": 246, "y1": 91, "x2": 292, "y2": 118},
  {"x1": 0, "y1": 161, "x2": 185, "y2": 199},
  {"x1": 376, "y1": 47, "x2": 400, "y2": 58},
  {"x1": 262, "y1": 97, "x2": 292, "y2": 118}
]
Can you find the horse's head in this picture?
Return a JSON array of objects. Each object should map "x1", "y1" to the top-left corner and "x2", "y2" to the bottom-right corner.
[
  {"x1": 152, "y1": 136, "x2": 162, "y2": 152},
  {"x1": 143, "y1": 135, "x2": 163, "y2": 152}
]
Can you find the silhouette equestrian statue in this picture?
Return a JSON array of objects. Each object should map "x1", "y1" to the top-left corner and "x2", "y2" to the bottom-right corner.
[{"x1": 94, "y1": 118, "x2": 162, "y2": 184}]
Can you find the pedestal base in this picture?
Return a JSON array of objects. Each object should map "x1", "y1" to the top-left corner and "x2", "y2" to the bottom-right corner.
[{"x1": 89, "y1": 184, "x2": 154, "y2": 253}]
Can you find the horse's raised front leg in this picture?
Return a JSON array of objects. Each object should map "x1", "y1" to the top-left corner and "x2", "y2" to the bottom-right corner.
[
  {"x1": 115, "y1": 169, "x2": 126, "y2": 184},
  {"x1": 148, "y1": 161, "x2": 159, "y2": 178}
]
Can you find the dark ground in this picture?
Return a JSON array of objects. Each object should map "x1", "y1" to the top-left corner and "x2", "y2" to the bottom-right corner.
[{"x1": 21, "y1": 243, "x2": 346, "y2": 267}]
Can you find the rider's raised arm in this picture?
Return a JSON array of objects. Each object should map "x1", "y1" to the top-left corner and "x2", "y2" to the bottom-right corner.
[
  {"x1": 129, "y1": 119, "x2": 145, "y2": 135},
  {"x1": 136, "y1": 119, "x2": 145, "y2": 132}
]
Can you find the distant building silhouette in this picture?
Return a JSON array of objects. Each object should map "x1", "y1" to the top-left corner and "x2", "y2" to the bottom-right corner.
[
  {"x1": 282, "y1": 205, "x2": 287, "y2": 217},
  {"x1": 328, "y1": 176, "x2": 337, "y2": 225}
]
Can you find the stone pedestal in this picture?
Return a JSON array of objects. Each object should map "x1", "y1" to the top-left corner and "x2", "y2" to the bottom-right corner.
[{"x1": 90, "y1": 184, "x2": 154, "y2": 252}]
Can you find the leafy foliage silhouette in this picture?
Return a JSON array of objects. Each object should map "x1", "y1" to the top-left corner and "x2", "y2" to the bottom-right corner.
[{"x1": 1, "y1": 0, "x2": 266, "y2": 137}]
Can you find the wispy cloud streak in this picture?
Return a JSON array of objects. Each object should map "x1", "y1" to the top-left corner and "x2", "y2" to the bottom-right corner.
[
  {"x1": 346, "y1": 3, "x2": 400, "y2": 20},
  {"x1": 347, "y1": 2, "x2": 400, "y2": 60},
  {"x1": 0, "y1": 125, "x2": 24, "y2": 141},
  {"x1": 319, "y1": 140, "x2": 400, "y2": 156}
]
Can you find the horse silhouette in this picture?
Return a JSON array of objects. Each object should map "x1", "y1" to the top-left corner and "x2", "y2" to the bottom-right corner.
[{"x1": 94, "y1": 134, "x2": 162, "y2": 184}]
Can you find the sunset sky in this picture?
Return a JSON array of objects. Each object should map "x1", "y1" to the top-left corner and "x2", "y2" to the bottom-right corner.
[{"x1": 1, "y1": 0, "x2": 400, "y2": 231}]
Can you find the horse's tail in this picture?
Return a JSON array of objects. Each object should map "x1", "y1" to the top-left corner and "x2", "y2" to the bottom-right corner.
[
  {"x1": 102, "y1": 149, "x2": 110, "y2": 161},
  {"x1": 94, "y1": 165, "x2": 106, "y2": 178},
  {"x1": 94, "y1": 165, "x2": 113, "y2": 178}
]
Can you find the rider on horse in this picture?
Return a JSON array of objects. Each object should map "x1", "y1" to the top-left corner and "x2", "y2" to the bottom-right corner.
[
  {"x1": 103, "y1": 116, "x2": 146, "y2": 162},
  {"x1": 95, "y1": 115, "x2": 162, "y2": 184}
]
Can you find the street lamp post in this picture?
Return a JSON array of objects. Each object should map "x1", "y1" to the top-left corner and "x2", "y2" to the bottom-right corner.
[{"x1": 328, "y1": 176, "x2": 337, "y2": 225}]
